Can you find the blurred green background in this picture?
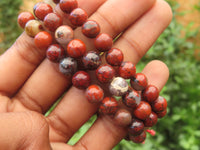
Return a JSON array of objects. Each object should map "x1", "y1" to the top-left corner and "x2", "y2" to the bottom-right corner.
[{"x1": 0, "y1": 0, "x2": 200, "y2": 149}]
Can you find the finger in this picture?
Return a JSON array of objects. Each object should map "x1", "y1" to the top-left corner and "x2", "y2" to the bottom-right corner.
[
  {"x1": 0, "y1": 111, "x2": 51, "y2": 150},
  {"x1": 0, "y1": 0, "x2": 106, "y2": 96},
  {"x1": 47, "y1": 0, "x2": 172, "y2": 143},
  {"x1": 13, "y1": 0, "x2": 155, "y2": 113},
  {"x1": 75, "y1": 60, "x2": 169, "y2": 150}
]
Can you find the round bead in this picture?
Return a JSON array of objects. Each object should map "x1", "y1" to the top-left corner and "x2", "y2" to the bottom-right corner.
[
  {"x1": 55, "y1": 25, "x2": 74, "y2": 45},
  {"x1": 106, "y1": 48, "x2": 124, "y2": 66},
  {"x1": 119, "y1": 61, "x2": 136, "y2": 79},
  {"x1": 133, "y1": 101, "x2": 151, "y2": 120},
  {"x1": 46, "y1": 44, "x2": 65, "y2": 63},
  {"x1": 94, "y1": 33, "x2": 113, "y2": 52},
  {"x1": 142, "y1": 85, "x2": 159, "y2": 103},
  {"x1": 33, "y1": 2, "x2": 53, "y2": 21},
  {"x1": 131, "y1": 73, "x2": 148, "y2": 91},
  {"x1": 144, "y1": 112, "x2": 158, "y2": 127},
  {"x1": 151, "y1": 96, "x2": 168, "y2": 113},
  {"x1": 18, "y1": 12, "x2": 35, "y2": 29},
  {"x1": 59, "y1": 57, "x2": 77, "y2": 76},
  {"x1": 25, "y1": 20, "x2": 43, "y2": 37},
  {"x1": 122, "y1": 88, "x2": 141, "y2": 109},
  {"x1": 99, "y1": 97, "x2": 118, "y2": 115},
  {"x1": 157, "y1": 109, "x2": 167, "y2": 118},
  {"x1": 72, "y1": 71, "x2": 91, "y2": 89},
  {"x1": 96, "y1": 64, "x2": 115, "y2": 83},
  {"x1": 85, "y1": 85, "x2": 104, "y2": 103},
  {"x1": 53, "y1": 0, "x2": 60, "y2": 3},
  {"x1": 59, "y1": 0, "x2": 78, "y2": 14},
  {"x1": 44, "y1": 13, "x2": 63, "y2": 32},
  {"x1": 82, "y1": 20, "x2": 100, "y2": 38},
  {"x1": 69, "y1": 8, "x2": 88, "y2": 26},
  {"x1": 128, "y1": 118, "x2": 144, "y2": 136},
  {"x1": 114, "y1": 109, "x2": 132, "y2": 127},
  {"x1": 67, "y1": 39, "x2": 86, "y2": 58},
  {"x1": 34, "y1": 31, "x2": 53, "y2": 49},
  {"x1": 129, "y1": 131, "x2": 146, "y2": 143},
  {"x1": 82, "y1": 51, "x2": 102, "y2": 70},
  {"x1": 109, "y1": 77, "x2": 128, "y2": 96}
]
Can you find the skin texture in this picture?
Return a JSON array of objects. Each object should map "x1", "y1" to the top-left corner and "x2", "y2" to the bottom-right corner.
[{"x1": 0, "y1": 0, "x2": 172, "y2": 149}]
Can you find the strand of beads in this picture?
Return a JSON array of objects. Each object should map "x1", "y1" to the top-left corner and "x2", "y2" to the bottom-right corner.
[{"x1": 17, "y1": 0, "x2": 168, "y2": 144}]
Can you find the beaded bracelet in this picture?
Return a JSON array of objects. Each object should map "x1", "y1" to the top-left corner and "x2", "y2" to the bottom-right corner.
[{"x1": 17, "y1": 0, "x2": 168, "y2": 144}]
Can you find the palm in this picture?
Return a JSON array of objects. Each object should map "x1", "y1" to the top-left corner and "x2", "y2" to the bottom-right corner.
[{"x1": 0, "y1": 0, "x2": 172, "y2": 149}]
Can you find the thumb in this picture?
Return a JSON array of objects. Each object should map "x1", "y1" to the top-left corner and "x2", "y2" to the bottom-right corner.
[{"x1": 0, "y1": 111, "x2": 51, "y2": 150}]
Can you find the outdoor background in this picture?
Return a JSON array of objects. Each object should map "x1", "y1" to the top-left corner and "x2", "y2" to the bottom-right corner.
[{"x1": 0, "y1": 0, "x2": 200, "y2": 149}]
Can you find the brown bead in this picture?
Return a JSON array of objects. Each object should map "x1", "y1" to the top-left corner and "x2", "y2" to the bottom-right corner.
[
  {"x1": 128, "y1": 118, "x2": 144, "y2": 136},
  {"x1": 144, "y1": 112, "x2": 158, "y2": 127},
  {"x1": 82, "y1": 20, "x2": 100, "y2": 38},
  {"x1": 53, "y1": 0, "x2": 60, "y2": 4},
  {"x1": 114, "y1": 109, "x2": 132, "y2": 127},
  {"x1": 129, "y1": 131, "x2": 146, "y2": 143},
  {"x1": 25, "y1": 20, "x2": 43, "y2": 37},
  {"x1": 142, "y1": 85, "x2": 159, "y2": 103},
  {"x1": 131, "y1": 73, "x2": 148, "y2": 91},
  {"x1": 59, "y1": 0, "x2": 78, "y2": 14},
  {"x1": 157, "y1": 109, "x2": 167, "y2": 118},
  {"x1": 72, "y1": 71, "x2": 91, "y2": 89},
  {"x1": 18, "y1": 12, "x2": 35, "y2": 29},
  {"x1": 69, "y1": 8, "x2": 88, "y2": 26},
  {"x1": 44, "y1": 13, "x2": 63, "y2": 32},
  {"x1": 94, "y1": 33, "x2": 113, "y2": 52}
]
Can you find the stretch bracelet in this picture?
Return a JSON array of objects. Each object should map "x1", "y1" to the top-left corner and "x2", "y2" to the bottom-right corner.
[{"x1": 17, "y1": 0, "x2": 168, "y2": 144}]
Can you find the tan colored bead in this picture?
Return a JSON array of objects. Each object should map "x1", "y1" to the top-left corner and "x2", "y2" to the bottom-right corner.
[{"x1": 25, "y1": 20, "x2": 43, "y2": 37}]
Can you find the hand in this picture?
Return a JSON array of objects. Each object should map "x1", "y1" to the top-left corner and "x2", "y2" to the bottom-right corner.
[{"x1": 0, "y1": 0, "x2": 172, "y2": 149}]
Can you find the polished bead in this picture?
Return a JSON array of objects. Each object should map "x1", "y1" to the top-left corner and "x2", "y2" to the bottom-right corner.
[
  {"x1": 33, "y1": 2, "x2": 53, "y2": 20},
  {"x1": 151, "y1": 96, "x2": 168, "y2": 113},
  {"x1": 157, "y1": 109, "x2": 167, "y2": 118},
  {"x1": 59, "y1": 57, "x2": 77, "y2": 76},
  {"x1": 25, "y1": 20, "x2": 43, "y2": 37},
  {"x1": 82, "y1": 20, "x2": 100, "y2": 38},
  {"x1": 34, "y1": 31, "x2": 53, "y2": 49},
  {"x1": 67, "y1": 39, "x2": 86, "y2": 58},
  {"x1": 122, "y1": 88, "x2": 141, "y2": 109},
  {"x1": 18, "y1": 12, "x2": 35, "y2": 29},
  {"x1": 114, "y1": 109, "x2": 132, "y2": 127},
  {"x1": 72, "y1": 71, "x2": 91, "y2": 89},
  {"x1": 46, "y1": 44, "x2": 65, "y2": 63},
  {"x1": 119, "y1": 61, "x2": 136, "y2": 79},
  {"x1": 128, "y1": 118, "x2": 144, "y2": 136},
  {"x1": 109, "y1": 77, "x2": 128, "y2": 96},
  {"x1": 131, "y1": 73, "x2": 148, "y2": 91},
  {"x1": 106, "y1": 48, "x2": 124, "y2": 66},
  {"x1": 144, "y1": 112, "x2": 158, "y2": 127},
  {"x1": 129, "y1": 131, "x2": 146, "y2": 143},
  {"x1": 44, "y1": 13, "x2": 63, "y2": 32},
  {"x1": 142, "y1": 85, "x2": 159, "y2": 103},
  {"x1": 99, "y1": 97, "x2": 118, "y2": 115},
  {"x1": 85, "y1": 85, "x2": 104, "y2": 103},
  {"x1": 94, "y1": 33, "x2": 113, "y2": 52},
  {"x1": 59, "y1": 0, "x2": 78, "y2": 14},
  {"x1": 55, "y1": 25, "x2": 74, "y2": 45},
  {"x1": 69, "y1": 8, "x2": 88, "y2": 26},
  {"x1": 82, "y1": 51, "x2": 102, "y2": 70},
  {"x1": 133, "y1": 101, "x2": 151, "y2": 120},
  {"x1": 96, "y1": 64, "x2": 115, "y2": 83}
]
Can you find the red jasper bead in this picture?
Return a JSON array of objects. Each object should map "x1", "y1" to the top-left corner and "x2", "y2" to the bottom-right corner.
[
  {"x1": 59, "y1": 0, "x2": 78, "y2": 14},
  {"x1": 85, "y1": 85, "x2": 104, "y2": 103},
  {"x1": 33, "y1": 2, "x2": 53, "y2": 20},
  {"x1": 18, "y1": 12, "x2": 35, "y2": 28},
  {"x1": 106, "y1": 48, "x2": 124, "y2": 66},
  {"x1": 94, "y1": 33, "x2": 113, "y2": 52},
  {"x1": 151, "y1": 96, "x2": 168, "y2": 113},
  {"x1": 99, "y1": 97, "x2": 118, "y2": 115},
  {"x1": 157, "y1": 109, "x2": 167, "y2": 118},
  {"x1": 129, "y1": 131, "x2": 146, "y2": 143},
  {"x1": 131, "y1": 73, "x2": 148, "y2": 91},
  {"x1": 44, "y1": 13, "x2": 63, "y2": 32},
  {"x1": 72, "y1": 71, "x2": 91, "y2": 89},
  {"x1": 69, "y1": 8, "x2": 88, "y2": 26},
  {"x1": 82, "y1": 51, "x2": 102, "y2": 70},
  {"x1": 82, "y1": 20, "x2": 100, "y2": 38},
  {"x1": 46, "y1": 44, "x2": 65, "y2": 63},
  {"x1": 96, "y1": 64, "x2": 115, "y2": 83},
  {"x1": 114, "y1": 109, "x2": 132, "y2": 127},
  {"x1": 119, "y1": 61, "x2": 136, "y2": 79},
  {"x1": 67, "y1": 39, "x2": 86, "y2": 58},
  {"x1": 128, "y1": 118, "x2": 144, "y2": 136},
  {"x1": 142, "y1": 85, "x2": 159, "y2": 103},
  {"x1": 144, "y1": 112, "x2": 158, "y2": 127},
  {"x1": 133, "y1": 101, "x2": 151, "y2": 120},
  {"x1": 34, "y1": 31, "x2": 53, "y2": 49},
  {"x1": 122, "y1": 88, "x2": 141, "y2": 109}
]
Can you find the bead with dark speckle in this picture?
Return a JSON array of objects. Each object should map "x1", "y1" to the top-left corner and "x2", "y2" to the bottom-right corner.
[
  {"x1": 85, "y1": 85, "x2": 104, "y2": 103},
  {"x1": 142, "y1": 85, "x2": 159, "y2": 103},
  {"x1": 129, "y1": 131, "x2": 146, "y2": 143},
  {"x1": 131, "y1": 73, "x2": 148, "y2": 91},
  {"x1": 33, "y1": 2, "x2": 53, "y2": 20},
  {"x1": 82, "y1": 20, "x2": 100, "y2": 38},
  {"x1": 96, "y1": 64, "x2": 115, "y2": 83},
  {"x1": 128, "y1": 118, "x2": 144, "y2": 136},
  {"x1": 44, "y1": 13, "x2": 63, "y2": 32},
  {"x1": 151, "y1": 96, "x2": 167, "y2": 113},
  {"x1": 59, "y1": 57, "x2": 77, "y2": 76},
  {"x1": 72, "y1": 71, "x2": 91, "y2": 89},
  {"x1": 144, "y1": 112, "x2": 158, "y2": 127},
  {"x1": 59, "y1": 0, "x2": 78, "y2": 14},
  {"x1": 99, "y1": 97, "x2": 118, "y2": 115},
  {"x1": 46, "y1": 44, "x2": 65, "y2": 63},
  {"x1": 106, "y1": 48, "x2": 124, "y2": 66},
  {"x1": 157, "y1": 109, "x2": 167, "y2": 118},
  {"x1": 119, "y1": 61, "x2": 136, "y2": 79},
  {"x1": 69, "y1": 8, "x2": 88, "y2": 26}
]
